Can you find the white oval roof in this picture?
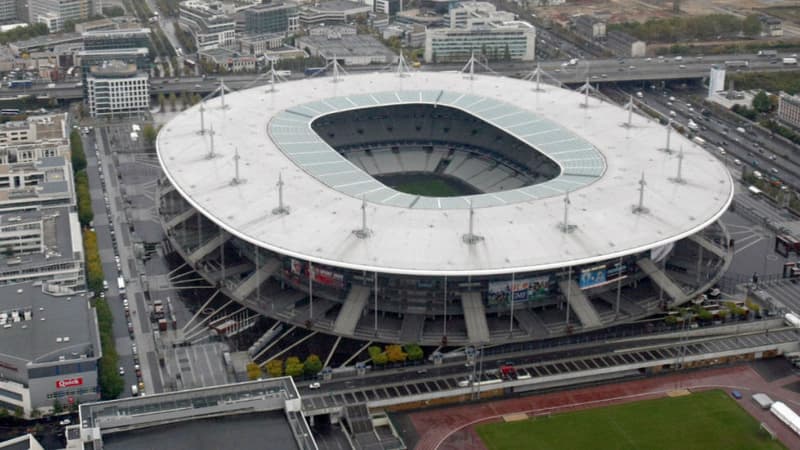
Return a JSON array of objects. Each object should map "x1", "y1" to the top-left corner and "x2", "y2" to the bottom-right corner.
[{"x1": 157, "y1": 71, "x2": 733, "y2": 276}]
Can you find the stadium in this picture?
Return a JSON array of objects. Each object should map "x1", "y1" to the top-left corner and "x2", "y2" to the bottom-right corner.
[{"x1": 156, "y1": 69, "x2": 734, "y2": 347}]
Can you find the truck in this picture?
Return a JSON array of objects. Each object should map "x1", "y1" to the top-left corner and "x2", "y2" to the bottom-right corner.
[
  {"x1": 758, "y1": 50, "x2": 778, "y2": 57},
  {"x1": 783, "y1": 57, "x2": 798, "y2": 65},
  {"x1": 568, "y1": 58, "x2": 578, "y2": 66},
  {"x1": 117, "y1": 276, "x2": 126, "y2": 294},
  {"x1": 692, "y1": 136, "x2": 705, "y2": 146},
  {"x1": 131, "y1": 384, "x2": 139, "y2": 396},
  {"x1": 784, "y1": 312, "x2": 800, "y2": 328},
  {"x1": 8, "y1": 79, "x2": 32, "y2": 88}
]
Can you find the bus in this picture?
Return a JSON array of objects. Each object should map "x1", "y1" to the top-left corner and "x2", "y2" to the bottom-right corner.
[
  {"x1": 8, "y1": 79, "x2": 32, "y2": 88},
  {"x1": 0, "y1": 108, "x2": 20, "y2": 116},
  {"x1": 748, "y1": 185, "x2": 762, "y2": 196},
  {"x1": 117, "y1": 276, "x2": 126, "y2": 294},
  {"x1": 304, "y1": 67, "x2": 326, "y2": 77}
]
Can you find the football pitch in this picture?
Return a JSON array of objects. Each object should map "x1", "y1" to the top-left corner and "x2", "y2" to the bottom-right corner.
[
  {"x1": 475, "y1": 390, "x2": 785, "y2": 450},
  {"x1": 393, "y1": 178, "x2": 463, "y2": 197}
]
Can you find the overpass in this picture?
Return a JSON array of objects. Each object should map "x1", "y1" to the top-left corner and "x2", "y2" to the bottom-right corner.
[{"x1": 2, "y1": 53, "x2": 797, "y2": 101}]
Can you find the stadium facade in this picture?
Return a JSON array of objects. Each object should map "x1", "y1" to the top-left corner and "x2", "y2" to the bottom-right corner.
[{"x1": 156, "y1": 71, "x2": 734, "y2": 346}]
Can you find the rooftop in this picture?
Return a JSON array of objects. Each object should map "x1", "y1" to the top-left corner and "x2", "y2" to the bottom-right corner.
[
  {"x1": 157, "y1": 72, "x2": 733, "y2": 276},
  {"x1": 0, "y1": 207, "x2": 81, "y2": 273},
  {"x1": 89, "y1": 60, "x2": 140, "y2": 77},
  {"x1": 0, "y1": 280, "x2": 96, "y2": 364},
  {"x1": 297, "y1": 34, "x2": 396, "y2": 59},
  {"x1": 304, "y1": 0, "x2": 371, "y2": 12}
]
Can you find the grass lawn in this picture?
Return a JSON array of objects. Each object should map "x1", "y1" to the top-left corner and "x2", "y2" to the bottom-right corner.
[
  {"x1": 393, "y1": 178, "x2": 462, "y2": 197},
  {"x1": 475, "y1": 390, "x2": 785, "y2": 450}
]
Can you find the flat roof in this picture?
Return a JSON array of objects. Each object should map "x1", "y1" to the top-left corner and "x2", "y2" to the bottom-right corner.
[
  {"x1": 102, "y1": 411, "x2": 298, "y2": 450},
  {"x1": 157, "y1": 72, "x2": 733, "y2": 276},
  {"x1": 0, "y1": 281, "x2": 95, "y2": 363}
]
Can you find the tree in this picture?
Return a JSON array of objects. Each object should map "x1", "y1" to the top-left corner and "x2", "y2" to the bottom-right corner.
[
  {"x1": 303, "y1": 354, "x2": 323, "y2": 375},
  {"x1": 285, "y1": 356, "x2": 304, "y2": 377},
  {"x1": 742, "y1": 14, "x2": 762, "y2": 37},
  {"x1": 70, "y1": 130, "x2": 86, "y2": 173},
  {"x1": 369, "y1": 346, "x2": 387, "y2": 365},
  {"x1": 752, "y1": 90, "x2": 772, "y2": 113},
  {"x1": 385, "y1": 344, "x2": 407, "y2": 363},
  {"x1": 246, "y1": 362, "x2": 262, "y2": 380},
  {"x1": 103, "y1": 5, "x2": 125, "y2": 17},
  {"x1": 404, "y1": 344, "x2": 424, "y2": 361},
  {"x1": 53, "y1": 399, "x2": 63, "y2": 414},
  {"x1": 266, "y1": 359, "x2": 284, "y2": 377},
  {"x1": 158, "y1": 93, "x2": 166, "y2": 111},
  {"x1": 168, "y1": 92, "x2": 177, "y2": 111},
  {"x1": 13, "y1": 406, "x2": 23, "y2": 419},
  {"x1": 143, "y1": 124, "x2": 158, "y2": 146}
]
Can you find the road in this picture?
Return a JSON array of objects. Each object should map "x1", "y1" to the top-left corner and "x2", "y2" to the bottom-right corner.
[
  {"x1": 5, "y1": 52, "x2": 798, "y2": 100},
  {"x1": 632, "y1": 87, "x2": 800, "y2": 191},
  {"x1": 83, "y1": 127, "x2": 159, "y2": 397}
]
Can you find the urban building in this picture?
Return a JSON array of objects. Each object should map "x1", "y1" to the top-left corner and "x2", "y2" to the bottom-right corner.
[
  {"x1": 179, "y1": 0, "x2": 236, "y2": 51},
  {"x1": 777, "y1": 92, "x2": 800, "y2": 130},
  {"x1": 760, "y1": 16, "x2": 782, "y2": 37},
  {"x1": 448, "y1": 2, "x2": 514, "y2": 29},
  {"x1": 198, "y1": 47, "x2": 256, "y2": 72},
  {"x1": 82, "y1": 28, "x2": 151, "y2": 51},
  {"x1": 0, "y1": 281, "x2": 100, "y2": 416},
  {"x1": 0, "y1": 113, "x2": 68, "y2": 147},
  {"x1": 8, "y1": 32, "x2": 82, "y2": 55},
  {"x1": 374, "y1": 0, "x2": 401, "y2": 17},
  {"x1": 424, "y1": 23, "x2": 536, "y2": 63},
  {"x1": 298, "y1": 0, "x2": 371, "y2": 27},
  {"x1": 708, "y1": 65, "x2": 726, "y2": 98},
  {"x1": 69, "y1": 379, "x2": 315, "y2": 449},
  {"x1": 0, "y1": 0, "x2": 17, "y2": 23},
  {"x1": 296, "y1": 31, "x2": 396, "y2": 66},
  {"x1": 238, "y1": 32, "x2": 285, "y2": 55},
  {"x1": 85, "y1": 60, "x2": 150, "y2": 118},
  {"x1": 28, "y1": 0, "x2": 91, "y2": 32},
  {"x1": 574, "y1": 15, "x2": 606, "y2": 41},
  {"x1": 605, "y1": 30, "x2": 646, "y2": 58},
  {"x1": 78, "y1": 47, "x2": 151, "y2": 79},
  {"x1": 74, "y1": 17, "x2": 117, "y2": 33},
  {"x1": 0, "y1": 155, "x2": 76, "y2": 211},
  {"x1": 241, "y1": 2, "x2": 298, "y2": 35}
]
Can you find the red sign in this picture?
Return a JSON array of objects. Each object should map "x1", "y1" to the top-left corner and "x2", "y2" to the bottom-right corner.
[
  {"x1": 68, "y1": 396, "x2": 74, "y2": 405},
  {"x1": 55, "y1": 377, "x2": 83, "y2": 389}
]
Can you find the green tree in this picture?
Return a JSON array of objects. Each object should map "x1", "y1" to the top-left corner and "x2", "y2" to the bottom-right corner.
[
  {"x1": 158, "y1": 93, "x2": 166, "y2": 111},
  {"x1": 103, "y1": 5, "x2": 125, "y2": 17},
  {"x1": 369, "y1": 346, "x2": 388, "y2": 365},
  {"x1": 752, "y1": 90, "x2": 772, "y2": 113},
  {"x1": 13, "y1": 406, "x2": 23, "y2": 419},
  {"x1": 69, "y1": 130, "x2": 86, "y2": 173},
  {"x1": 285, "y1": 356, "x2": 304, "y2": 377},
  {"x1": 303, "y1": 354, "x2": 323, "y2": 375},
  {"x1": 742, "y1": 14, "x2": 762, "y2": 37},
  {"x1": 143, "y1": 124, "x2": 158, "y2": 146},
  {"x1": 404, "y1": 344, "x2": 424, "y2": 361},
  {"x1": 52, "y1": 399, "x2": 63, "y2": 414},
  {"x1": 168, "y1": 92, "x2": 177, "y2": 111},
  {"x1": 266, "y1": 359, "x2": 284, "y2": 377}
]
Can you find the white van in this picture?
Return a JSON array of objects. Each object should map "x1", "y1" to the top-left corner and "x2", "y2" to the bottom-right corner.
[{"x1": 131, "y1": 384, "x2": 139, "y2": 396}]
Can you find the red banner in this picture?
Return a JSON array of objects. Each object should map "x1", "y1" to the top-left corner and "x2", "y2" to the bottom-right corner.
[{"x1": 55, "y1": 377, "x2": 83, "y2": 389}]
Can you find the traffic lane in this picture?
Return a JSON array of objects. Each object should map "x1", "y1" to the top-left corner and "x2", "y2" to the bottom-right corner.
[{"x1": 640, "y1": 92, "x2": 800, "y2": 187}]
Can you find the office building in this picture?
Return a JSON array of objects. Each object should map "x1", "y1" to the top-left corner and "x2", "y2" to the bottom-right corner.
[
  {"x1": 82, "y1": 28, "x2": 151, "y2": 51},
  {"x1": 0, "y1": 0, "x2": 17, "y2": 23},
  {"x1": 374, "y1": 0, "x2": 400, "y2": 17},
  {"x1": 0, "y1": 281, "x2": 100, "y2": 416},
  {"x1": 0, "y1": 113, "x2": 68, "y2": 147},
  {"x1": 424, "y1": 23, "x2": 536, "y2": 63},
  {"x1": 179, "y1": 0, "x2": 236, "y2": 51},
  {"x1": 28, "y1": 0, "x2": 91, "y2": 32},
  {"x1": 297, "y1": 31, "x2": 396, "y2": 66},
  {"x1": 85, "y1": 60, "x2": 150, "y2": 118},
  {"x1": 241, "y1": 2, "x2": 298, "y2": 35},
  {"x1": 299, "y1": 0, "x2": 371, "y2": 27}
]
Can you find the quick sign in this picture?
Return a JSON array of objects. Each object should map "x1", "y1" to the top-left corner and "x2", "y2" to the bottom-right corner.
[{"x1": 55, "y1": 377, "x2": 83, "y2": 389}]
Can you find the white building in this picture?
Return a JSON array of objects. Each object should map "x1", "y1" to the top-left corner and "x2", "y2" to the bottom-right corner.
[
  {"x1": 424, "y1": 23, "x2": 536, "y2": 63},
  {"x1": 86, "y1": 61, "x2": 150, "y2": 118},
  {"x1": 28, "y1": 0, "x2": 91, "y2": 32},
  {"x1": 179, "y1": 0, "x2": 236, "y2": 51},
  {"x1": 708, "y1": 66, "x2": 726, "y2": 98}
]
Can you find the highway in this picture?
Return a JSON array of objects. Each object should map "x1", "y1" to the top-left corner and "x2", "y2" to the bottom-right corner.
[{"x1": 2, "y1": 53, "x2": 798, "y2": 101}]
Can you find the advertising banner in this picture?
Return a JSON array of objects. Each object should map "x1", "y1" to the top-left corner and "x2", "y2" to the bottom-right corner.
[
  {"x1": 488, "y1": 276, "x2": 549, "y2": 306},
  {"x1": 55, "y1": 377, "x2": 83, "y2": 389},
  {"x1": 579, "y1": 265, "x2": 607, "y2": 289}
]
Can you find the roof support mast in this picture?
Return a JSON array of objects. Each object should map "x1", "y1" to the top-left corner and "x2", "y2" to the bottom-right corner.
[
  {"x1": 272, "y1": 173, "x2": 289, "y2": 215},
  {"x1": 462, "y1": 200, "x2": 484, "y2": 244},
  {"x1": 206, "y1": 123, "x2": 216, "y2": 159}
]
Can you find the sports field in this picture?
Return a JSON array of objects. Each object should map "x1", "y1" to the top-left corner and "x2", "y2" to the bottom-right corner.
[
  {"x1": 475, "y1": 390, "x2": 785, "y2": 450},
  {"x1": 376, "y1": 173, "x2": 479, "y2": 197}
]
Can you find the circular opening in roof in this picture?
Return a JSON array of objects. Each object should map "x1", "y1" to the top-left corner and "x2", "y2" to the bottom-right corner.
[{"x1": 311, "y1": 104, "x2": 561, "y2": 197}]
